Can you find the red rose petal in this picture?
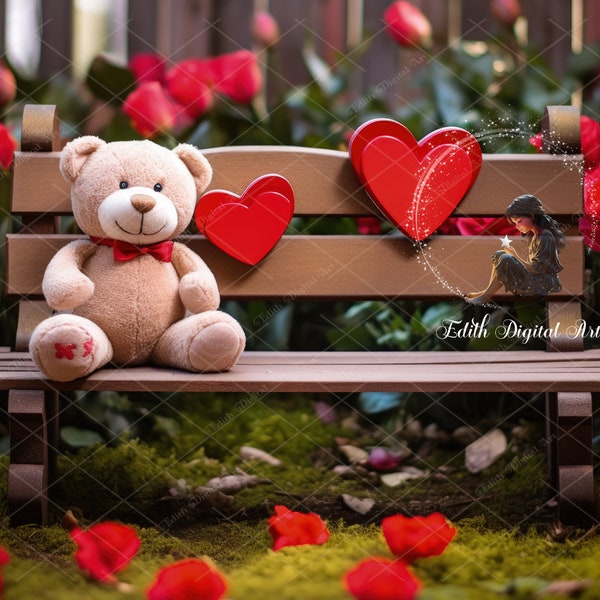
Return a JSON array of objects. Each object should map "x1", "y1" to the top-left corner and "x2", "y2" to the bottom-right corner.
[
  {"x1": 343, "y1": 557, "x2": 422, "y2": 600},
  {"x1": 382, "y1": 512, "x2": 456, "y2": 562},
  {"x1": 146, "y1": 558, "x2": 228, "y2": 600},
  {"x1": 268, "y1": 505, "x2": 330, "y2": 550},
  {"x1": 70, "y1": 522, "x2": 140, "y2": 583}
]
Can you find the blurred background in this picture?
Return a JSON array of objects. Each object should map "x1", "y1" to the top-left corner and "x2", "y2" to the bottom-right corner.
[
  {"x1": 1, "y1": 1, "x2": 598, "y2": 103},
  {"x1": 1, "y1": 0, "x2": 599, "y2": 146}
]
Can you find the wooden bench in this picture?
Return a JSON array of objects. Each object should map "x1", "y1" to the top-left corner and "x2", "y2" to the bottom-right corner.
[{"x1": 1, "y1": 104, "x2": 598, "y2": 527}]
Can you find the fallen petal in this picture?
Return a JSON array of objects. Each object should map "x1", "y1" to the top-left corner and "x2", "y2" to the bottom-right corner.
[
  {"x1": 240, "y1": 445, "x2": 283, "y2": 467},
  {"x1": 380, "y1": 469, "x2": 428, "y2": 487},
  {"x1": 341, "y1": 494, "x2": 376, "y2": 515},
  {"x1": 205, "y1": 473, "x2": 260, "y2": 494},
  {"x1": 465, "y1": 428, "x2": 507, "y2": 474},
  {"x1": 339, "y1": 444, "x2": 369, "y2": 464}
]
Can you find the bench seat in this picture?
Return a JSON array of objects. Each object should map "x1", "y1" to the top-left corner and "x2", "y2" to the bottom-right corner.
[{"x1": 3, "y1": 350, "x2": 600, "y2": 393}]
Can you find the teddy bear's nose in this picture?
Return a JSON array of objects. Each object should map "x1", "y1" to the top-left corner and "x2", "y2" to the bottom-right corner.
[{"x1": 130, "y1": 194, "x2": 156, "y2": 214}]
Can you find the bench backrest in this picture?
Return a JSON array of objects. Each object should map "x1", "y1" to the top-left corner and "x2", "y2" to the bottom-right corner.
[{"x1": 7, "y1": 104, "x2": 584, "y2": 349}]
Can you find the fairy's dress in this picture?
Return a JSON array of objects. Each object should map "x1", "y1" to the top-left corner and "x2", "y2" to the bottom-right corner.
[{"x1": 492, "y1": 230, "x2": 563, "y2": 296}]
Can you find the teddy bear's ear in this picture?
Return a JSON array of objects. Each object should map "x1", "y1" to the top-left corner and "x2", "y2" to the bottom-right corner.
[
  {"x1": 173, "y1": 144, "x2": 213, "y2": 196},
  {"x1": 60, "y1": 136, "x2": 107, "y2": 183}
]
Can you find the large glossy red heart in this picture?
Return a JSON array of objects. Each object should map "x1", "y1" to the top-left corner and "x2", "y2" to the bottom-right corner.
[
  {"x1": 349, "y1": 119, "x2": 482, "y2": 241},
  {"x1": 195, "y1": 174, "x2": 294, "y2": 265}
]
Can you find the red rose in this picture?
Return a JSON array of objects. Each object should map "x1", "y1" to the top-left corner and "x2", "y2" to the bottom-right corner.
[
  {"x1": 579, "y1": 215, "x2": 600, "y2": 252},
  {"x1": 268, "y1": 505, "x2": 330, "y2": 550},
  {"x1": 343, "y1": 557, "x2": 422, "y2": 600},
  {"x1": 252, "y1": 11, "x2": 280, "y2": 48},
  {"x1": 530, "y1": 115, "x2": 600, "y2": 250},
  {"x1": 70, "y1": 522, "x2": 140, "y2": 584},
  {"x1": 490, "y1": 0, "x2": 522, "y2": 28},
  {"x1": 0, "y1": 546, "x2": 9, "y2": 597},
  {"x1": 0, "y1": 123, "x2": 16, "y2": 170},
  {"x1": 584, "y1": 163, "x2": 600, "y2": 214},
  {"x1": 129, "y1": 53, "x2": 167, "y2": 85},
  {"x1": 384, "y1": 1, "x2": 432, "y2": 48},
  {"x1": 123, "y1": 81, "x2": 179, "y2": 138},
  {"x1": 208, "y1": 50, "x2": 262, "y2": 105},
  {"x1": 356, "y1": 216, "x2": 382, "y2": 235},
  {"x1": 0, "y1": 62, "x2": 16, "y2": 107},
  {"x1": 382, "y1": 512, "x2": 456, "y2": 562},
  {"x1": 166, "y1": 59, "x2": 214, "y2": 119},
  {"x1": 146, "y1": 558, "x2": 228, "y2": 600},
  {"x1": 581, "y1": 115, "x2": 600, "y2": 170},
  {"x1": 438, "y1": 216, "x2": 515, "y2": 236},
  {"x1": 529, "y1": 132, "x2": 542, "y2": 151},
  {"x1": 581, "y1": 163, "x2": 600, "y2": 250}
]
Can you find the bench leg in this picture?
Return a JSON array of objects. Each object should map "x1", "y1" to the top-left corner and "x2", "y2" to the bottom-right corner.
[
  {"x1": 546, "y1": 392, "x2": 597, "y2": 525},
  {"x1": 8, "y1": 390, "x2": 58, "y2": 526}
]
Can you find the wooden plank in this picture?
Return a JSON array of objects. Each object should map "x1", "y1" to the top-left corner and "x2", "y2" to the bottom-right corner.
[
  {"x1": 128, "y1": 0, "x2": 159, "y2": 56},
  {"x1": 263, "y1": 0, "x2": 311, "y2": 88},
  {"x1": 156, "y1": 0, "x2": 213, "y2": 61},
  {"x1": 15, "y1": 301, "x2": 53, "y2": 352},
  {"x1": 10, "y1": 153, "x2": 69, "y2": 213},
  {"x1": 4, "y1": 348, "x2": 600, "y2": 368},
  {"x1": 10, "y1": 148, "x2": 582, "y2": 216},
  {"x1": 39, "y1": 0, "x2": 72, "y2": 80},
  {"x1": 558, "y1": 464, "x2": 596, "y2": 525},
  {"x1": 524, "y1": 0, "x2": 572, "y2": 77},
  {"x1": 6, "y1": 233, "x2": 585, "y2": 299},
  {"x1": 201, "y1": 150, "x2": 584, "y2": 217},
  {"x1": 21, "y1": 105, "x2": 60, "y2": 152},
  {"x1": 8, "y1": 390, "x2": 49, "y2": 526},
  {"x1": 546, "y1": 300, "x2": 584, "y2": 352},
  {"x1": 3, "y1": 349, "x2": 600, "y2": 393}
]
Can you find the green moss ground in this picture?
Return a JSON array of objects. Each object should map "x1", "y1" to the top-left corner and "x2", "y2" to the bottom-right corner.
[
  {"x1": 0, "y1": 392, "x2": 597, "y2": 598},
  {"x1": 1, "y1": 519, "x2": 600, "y2": 599}
]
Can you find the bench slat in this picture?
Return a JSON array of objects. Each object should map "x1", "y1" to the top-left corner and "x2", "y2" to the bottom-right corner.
[
  {"x1": 1, "y1": 349, "x2": 600, "y2": 393},
  {"x1": 10, "y1": 149, "x2": 582, "y2": 217},
  {"x1": 7, "y1": 234, "x2": 585, "y2": 299}
]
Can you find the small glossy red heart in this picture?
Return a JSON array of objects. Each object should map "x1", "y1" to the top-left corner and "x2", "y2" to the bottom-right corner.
[
  {"x1": 349, "y1": 120, "x2": 482, "y2": 241},
  {"x1": 195, "y1": 174, "x2": 294, "y2": 265}
]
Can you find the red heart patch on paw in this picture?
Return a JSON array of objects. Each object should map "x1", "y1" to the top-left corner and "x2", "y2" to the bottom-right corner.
[
  {"x1": 349, "y1": 119, "x2": 482, "y2": 242},
  {"x1": 195, "y1": 174, "x2": 294, "y2": 265}
]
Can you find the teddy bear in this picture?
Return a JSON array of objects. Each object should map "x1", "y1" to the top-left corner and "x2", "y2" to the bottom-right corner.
[{"x1": 29, "y1": 136, "x2": 246, "y2": 382}]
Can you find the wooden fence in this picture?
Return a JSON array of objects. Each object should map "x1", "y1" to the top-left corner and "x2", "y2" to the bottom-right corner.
[{"x1": 0, "y1": 0, "x2": 598, "y2": 97}]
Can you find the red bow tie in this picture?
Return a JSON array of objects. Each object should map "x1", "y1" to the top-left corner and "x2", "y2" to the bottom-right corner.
[{"x1": 91, "y1": 237, "x2": 174, "y2": 262}]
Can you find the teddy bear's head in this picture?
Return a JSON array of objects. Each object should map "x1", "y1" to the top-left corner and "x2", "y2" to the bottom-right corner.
[{"x1": 60, "y1": 137, "x2": 212, "y2": 243}]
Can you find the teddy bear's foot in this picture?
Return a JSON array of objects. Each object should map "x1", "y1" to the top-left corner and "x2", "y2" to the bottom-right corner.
[
  {"x1": 189, "y1": 321, "x2": 246, "y2": 372},
  {"x1": 153, "y1": 312, "x2": 246, "y2": 373},
  {"x1": 29, "y1": 314, "x2": 113, "y2": 382}
]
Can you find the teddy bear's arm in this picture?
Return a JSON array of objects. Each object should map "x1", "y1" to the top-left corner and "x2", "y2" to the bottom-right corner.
[
  {"x1": 42, "y1": 239, "x2": 97, "y2": 310},
  {"x1": 171, "y1": 242, "x2": 220, "y2": 313}
]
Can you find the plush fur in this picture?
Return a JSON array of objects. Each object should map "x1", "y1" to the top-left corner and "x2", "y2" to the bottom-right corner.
[{"x1": 29, "y1": 137, "x2": 245, "y2": 382}]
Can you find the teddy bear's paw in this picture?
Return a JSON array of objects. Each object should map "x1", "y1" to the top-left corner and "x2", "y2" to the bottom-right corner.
[
  {"x1": 29, "y1": 315, "x2": 113, "y2": 382},
  {"x1": 189, "y1": 321, "x2": 246, "y2": 373}
]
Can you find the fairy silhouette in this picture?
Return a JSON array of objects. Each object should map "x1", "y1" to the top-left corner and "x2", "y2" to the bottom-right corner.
[{"x1": 465, "y1": 194, "x2": 564, "y2": 305}]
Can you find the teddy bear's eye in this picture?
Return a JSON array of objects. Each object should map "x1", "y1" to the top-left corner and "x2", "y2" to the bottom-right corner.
[
  {"x1": 154, "y1": 183, "x2": 163, "y2": 192},
  {"x1": 119, "y1": 181, "x2": 128, "y2": 189}
]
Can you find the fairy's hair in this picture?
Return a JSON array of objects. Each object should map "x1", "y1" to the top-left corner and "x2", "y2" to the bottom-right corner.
[{"x1": 505, "y1": 194, "x2": 565, "y2": 249}]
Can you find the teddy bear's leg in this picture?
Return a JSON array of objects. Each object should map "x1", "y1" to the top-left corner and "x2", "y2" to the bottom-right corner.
[
  {"x1": 29, "y1": 314, "x2": 113, "y2": 382},
  {"x1": 152, "y1": 311, "x2": 245, "y2": 373}
]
